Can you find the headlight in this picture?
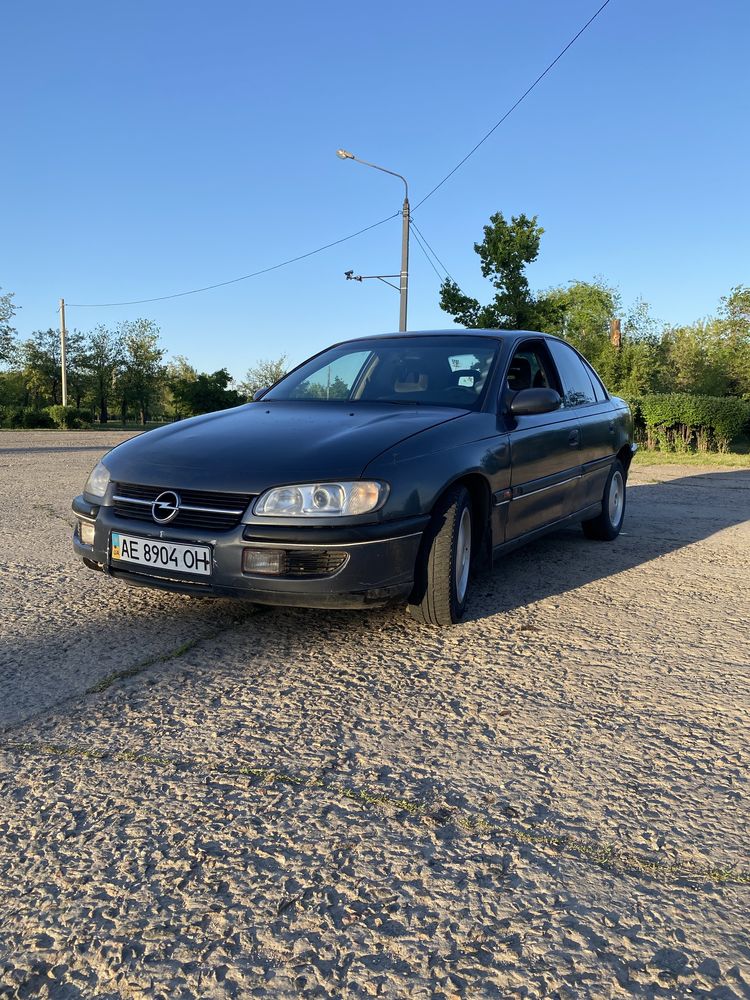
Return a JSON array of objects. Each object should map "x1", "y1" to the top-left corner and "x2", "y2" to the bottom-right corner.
[
  {"x1": 84, "y1": 460, "x2": 111, "y2": 499},
  {"x1": 254, "y1": 481, "x2": 388, "y2": 517}
]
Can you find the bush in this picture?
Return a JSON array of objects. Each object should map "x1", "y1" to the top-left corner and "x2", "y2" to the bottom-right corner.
[
  {"x1": 637, "y1": 393, "x2": 750, "y2": 452},
  {"x1": 0, "y1": 406, "x2": 56, "y2": 429},
  {"x1": 0, "y1": 406, "x2": 23, "y2": 428},
  {"x1": 24, "y1": 409, "x2": 56, "y2": 428},
  {"x1": 46, "y1": 404, "x2": 90, "y2": 429},
  {"x1": 624, "y1": 396, "x2": 645, "y2": 444}
]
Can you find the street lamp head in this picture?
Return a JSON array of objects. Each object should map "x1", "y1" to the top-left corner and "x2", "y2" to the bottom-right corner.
[{"x1": 336, "y1": 148, "x2": 355, "y2": 160}]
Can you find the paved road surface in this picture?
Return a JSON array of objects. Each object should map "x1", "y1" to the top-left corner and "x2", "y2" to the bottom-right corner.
[{"x1": 1, "y1": 432, "x2": 748, "y2": 998}]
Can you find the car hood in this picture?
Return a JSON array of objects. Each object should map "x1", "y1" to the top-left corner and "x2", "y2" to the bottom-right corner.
[{"x1": 103, "y1": 401, "x2": 468, "y2": 493}]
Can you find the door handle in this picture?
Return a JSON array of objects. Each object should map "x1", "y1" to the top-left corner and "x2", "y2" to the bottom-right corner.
[{"x1": 568, "y1": 430, "x2": 580, "y2": 447}]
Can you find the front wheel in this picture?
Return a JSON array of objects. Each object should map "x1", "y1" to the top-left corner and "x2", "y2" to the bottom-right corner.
[
  {"x1": 408, "y1": 485, "x2": 473, "y2": 626},
  {"x1": 582, "y1": 459, "x2": 626, "y2": 540}
]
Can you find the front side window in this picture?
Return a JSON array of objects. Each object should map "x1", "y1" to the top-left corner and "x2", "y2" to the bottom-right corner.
[
  {"x1": 264, "y1": 337, "x2": 500, "y2": 409},
  {"x1": 286, "y1": 351, "x2": 371, "y2": 400},
  {"x1": 505, "y1": 343, "x2": 557, "y2": 393},
  {"x1": 546, "y1": 340, "x2": 596, "y2": 407}
]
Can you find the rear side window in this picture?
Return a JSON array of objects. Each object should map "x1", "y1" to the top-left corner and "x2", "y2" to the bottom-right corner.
[
  {"x1": 583, "y1": 359, "x2": 608, "y2": 401},
  {"x1": 547, "y1": 341, "x2": 596, "y2": 407}
]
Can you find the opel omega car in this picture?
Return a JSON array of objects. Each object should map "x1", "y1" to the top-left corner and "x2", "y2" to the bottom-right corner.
[{"x1": 73, "y1": 330, "x2": 636, "y2": 626}]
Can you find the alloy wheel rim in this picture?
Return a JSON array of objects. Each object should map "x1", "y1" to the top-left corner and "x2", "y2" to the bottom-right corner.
[
  {"x1": 609, "y1": 471, "x2": 624, "y2": 527},
  {"x1": 455, "y1": 507, "x2": 472, "y2": 603}
]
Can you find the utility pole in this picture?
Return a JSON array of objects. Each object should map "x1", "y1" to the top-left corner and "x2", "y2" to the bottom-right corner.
[
  {"x1": 399, "y1": 192, "x2": 409, "y2": 332},
  {"x1": 59, "y1": 298, "x2": 68, "y2": 406}
]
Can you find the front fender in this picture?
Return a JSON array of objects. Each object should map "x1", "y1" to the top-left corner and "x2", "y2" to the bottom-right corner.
[{"x1": 363, "y1": 412, "x2": 511, "y2": 520}]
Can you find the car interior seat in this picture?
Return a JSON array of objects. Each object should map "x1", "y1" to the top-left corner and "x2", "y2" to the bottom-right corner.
[{"x1": 506, "y1": 356, "x2": 532, "y2": 391}]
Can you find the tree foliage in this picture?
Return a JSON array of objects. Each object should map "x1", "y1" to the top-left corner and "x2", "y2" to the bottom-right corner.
[
  {"x1": 536, "y1": 279, "x2": 620, "y2": 358},
  {"x1": 170, "y1": 368, "x2": 244, "y2": 417},
  {"x1": 81, "y1": 325, "x2": 124, "y2": 422},
  {"x1": 0, "y1": 288, "x2": 18, "y2": 365},
  {"x1": 118, "y1": 319, "x2": 165, "y2": 425},
  {"x1": 20, "y1": 328, "x2": 87, "y2": 406},
  {"x1": 240, "y1": 355, "x2": 288, "y2": 399},
  {"x1": 439, "y1": 213, "x2": 750, "y2": 403},
  {"x1": 439, "y1": 212, "x2": 543, "y2": 329}
]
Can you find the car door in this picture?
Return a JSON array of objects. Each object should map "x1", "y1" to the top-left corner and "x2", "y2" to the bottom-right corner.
[
  {"x1": 504, "y1": 339, "x2": 583, "y2": 541},
  {"x1": 545, "y1": 339, "x2": 615, "y2": 511}
]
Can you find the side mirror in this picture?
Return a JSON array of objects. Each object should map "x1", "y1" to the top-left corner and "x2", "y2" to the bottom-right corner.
[
  {"x1": 509, "y1": 387, "x2": 562, "y2": 417},
  {"x1": 253, "y1": 388, "x2": 268, "y2": 401}
]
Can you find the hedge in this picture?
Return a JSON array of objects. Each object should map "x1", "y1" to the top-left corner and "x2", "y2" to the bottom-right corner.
[
  {"x1": 626, "y1": 394, "x2": 750, "y2": 453},
  {"x1": 0, "y1": 405, "x2": 92, "y2": 429},
  {"x1": 46, "y1": 404, "x2": 92, "y2": 429},
  {"x1": 0, "y1": 406, "x2": 56, "y2": 429}
]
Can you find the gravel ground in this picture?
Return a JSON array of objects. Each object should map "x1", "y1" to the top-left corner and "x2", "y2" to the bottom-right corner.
[{"x1": 0, "y1": 430, "x2": 749, "y2": 999}]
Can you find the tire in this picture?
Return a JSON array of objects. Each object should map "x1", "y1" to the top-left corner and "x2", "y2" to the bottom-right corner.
[
  {"x1": 582, "y1": 459, "x2": 627, "y2": 541},
  {"x1": 408, "y1": 485, "x2": 473, "y2": 626}
]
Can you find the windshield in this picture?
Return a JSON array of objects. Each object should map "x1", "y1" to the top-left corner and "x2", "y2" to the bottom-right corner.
[{"x1": 263, "y1": 337, "x2": 500, "y2": 409}]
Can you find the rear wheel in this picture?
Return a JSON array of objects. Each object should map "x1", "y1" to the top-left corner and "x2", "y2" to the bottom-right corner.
[
  {"x1": 408, "y1": 485, "x2": 473, "y2": 626},
  {"x1": 582, "y1": 460, "x2": 626, "y2": 540}
]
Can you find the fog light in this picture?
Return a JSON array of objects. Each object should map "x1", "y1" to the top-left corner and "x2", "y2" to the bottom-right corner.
[
  {"x1": 79, "y1": 520, "x2": 95, "y2": 546},
  {"x1": 242, "y1": 548, "x2": 286, "y2": 575}
]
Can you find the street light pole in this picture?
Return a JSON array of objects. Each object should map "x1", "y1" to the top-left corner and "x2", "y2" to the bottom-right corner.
[{"x1": 336, "y1": 149, "x2": 409, "y2": 332}]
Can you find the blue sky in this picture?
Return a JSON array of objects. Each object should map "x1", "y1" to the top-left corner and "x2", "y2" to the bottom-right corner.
[{"x1": 3, "y1": 0, "x2": 748, "y2": 378}]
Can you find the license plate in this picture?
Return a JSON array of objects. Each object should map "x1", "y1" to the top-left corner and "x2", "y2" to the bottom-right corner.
[{"x1": 110, "y1": 532, "x2": 212, "y2": 577}]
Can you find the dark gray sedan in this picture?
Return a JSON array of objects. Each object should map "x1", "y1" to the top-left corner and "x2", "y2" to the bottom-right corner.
[{"x1": 73, "y1": 330, "x2": 636, "y2": 625}]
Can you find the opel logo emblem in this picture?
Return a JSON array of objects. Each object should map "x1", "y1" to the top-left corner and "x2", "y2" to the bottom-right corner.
[{"x1": 152, "y1": 490, "x2": 181, "y2": 524}]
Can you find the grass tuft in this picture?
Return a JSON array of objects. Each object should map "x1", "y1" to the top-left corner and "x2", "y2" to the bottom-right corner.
[{"x1": 3, "y1": 739, "x2": 748, "y2": 887}]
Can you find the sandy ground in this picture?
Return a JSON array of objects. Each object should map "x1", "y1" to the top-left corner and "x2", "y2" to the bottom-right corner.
[{"x1": 0, "y1": 430, "x2": 748, "y2": 999}]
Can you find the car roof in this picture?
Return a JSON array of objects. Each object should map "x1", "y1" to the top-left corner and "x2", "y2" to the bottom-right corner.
[{"x1": 338, "y1": 328, "x2": 558, "y2": 345}]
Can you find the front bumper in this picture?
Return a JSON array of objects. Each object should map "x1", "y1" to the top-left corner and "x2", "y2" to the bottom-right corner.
[{"x1": 72, "y1": 496, "x2": 427, "y2": 609}]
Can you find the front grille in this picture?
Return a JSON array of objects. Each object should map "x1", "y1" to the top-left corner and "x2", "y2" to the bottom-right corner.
[
  {"x1": 113, "y1": 482, "x2": 253, "y2": 532},
  {"x1": 284, "y1": 549, "x2": 349, "y2": 576}
]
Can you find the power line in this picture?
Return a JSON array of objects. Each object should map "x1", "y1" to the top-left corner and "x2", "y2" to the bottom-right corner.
[
  {"x1": 409, "y1": 223, "x2": 444, "y2": 284},
  {"x1": 410, "y1": 220, "x2": 452, "y2": 280},
  {"x1": 67, "y1": 211, "x2": 399, "y2": 308},
  {"x1": 65, "y1": 1, "x2": 612, "y2": 311},
  {"x1": 412, "y1": 0, "x2": 614, "y2": 211}
]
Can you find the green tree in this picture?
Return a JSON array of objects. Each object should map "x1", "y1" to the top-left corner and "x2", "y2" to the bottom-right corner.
[
  {"x1": 240, "y1": 354, "x2": 288, "y2": 399},
  {"x1": 439, "y1": 212, "x2": 544, "y2": 329},
  {"x1": 658, "y1": 288, "x2": 750, "y2": 397},
  {"x1": 0, "y1": 370, "x2": 27, "y2": 407},
  {"x1": 170, "y1": 368, "x2": 244, "y2": 417},
  {"x1": 0, "y1": 288, "x2": 18, "y2": 366},
  {"x1": 118, "y1": 319, "x2": 165, "y2": 425},
  {"x1": 716, "y1": 285, "x2": 750, "y2": 396},
  {"x1": 20, "y1": 328, "x2": 86, "y2": 406},
  {"x1": 536, "y1": 279, "x2": 620, "y2": 358},
  {"x1": 166, "y1": 355, "x2": 199, "y2": 384},
  {"x1": 661, "y1": 321, "x2": 728, "y2": 396},
  {"x1": 535, "y1": 283, "x2": 669, "y2": 396},
  {"x1": 165, "y1": 356, "x2": 199, "y2": 418},
  {"x1": 81, "y1": 325, "x2": 125, "y2": 423}
]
